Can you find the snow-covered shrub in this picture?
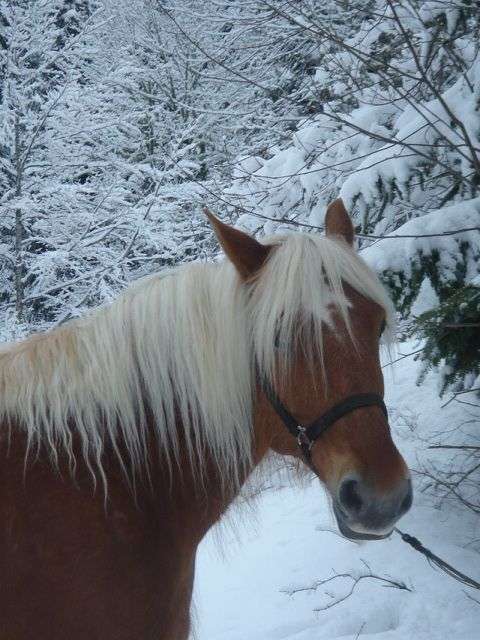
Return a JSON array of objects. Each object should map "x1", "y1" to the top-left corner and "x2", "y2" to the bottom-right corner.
[{"x1": 413, "y1": 285, "x2": 480, "y2": 395}]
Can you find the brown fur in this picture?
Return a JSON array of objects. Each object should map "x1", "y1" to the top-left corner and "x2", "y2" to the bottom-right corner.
[
  {"x1": 204, "y1": 207, "x2": 272, "y2": 279},
  {"x1": 325, "y1": 198, "x2": 355, "y2": 246}
]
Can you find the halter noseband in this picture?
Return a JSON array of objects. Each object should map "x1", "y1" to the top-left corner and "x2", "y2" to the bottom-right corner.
[{"x1": 262, "y1": 380, "x2": 388, "y2": 462}]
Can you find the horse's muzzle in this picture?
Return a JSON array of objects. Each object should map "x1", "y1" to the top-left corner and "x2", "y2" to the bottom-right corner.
[{"x1": 333, "y1": 476, "x2": 413, "y2": 541}]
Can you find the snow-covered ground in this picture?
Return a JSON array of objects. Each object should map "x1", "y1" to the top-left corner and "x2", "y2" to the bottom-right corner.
[{"x1": 193, "y1": 343, "x2": 480, "y2": 640}]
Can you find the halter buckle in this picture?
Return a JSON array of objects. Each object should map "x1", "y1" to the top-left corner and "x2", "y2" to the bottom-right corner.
[{"x1": 296, "y1": 425, "x2": 313, "y2": 452}]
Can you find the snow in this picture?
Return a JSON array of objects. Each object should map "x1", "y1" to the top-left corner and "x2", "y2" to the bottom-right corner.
[
  {"x1": 410, "y1": 278, "x2": 439, "y2": 317},
  {"x1": 192, "y1": 343, "x2": 480, "y2": 640},
  {"x1": 361, "y1": 197, "x2": 480, "y2": 281}
]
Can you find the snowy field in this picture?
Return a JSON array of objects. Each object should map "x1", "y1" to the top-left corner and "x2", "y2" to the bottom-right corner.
[{"x1": 193, "y1": 343, "x2": 480, "y2": 640}]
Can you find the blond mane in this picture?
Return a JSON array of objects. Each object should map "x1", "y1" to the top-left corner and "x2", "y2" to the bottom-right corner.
[{"x1": 0, "y1": 233, "x2": 394, "y2": 490}]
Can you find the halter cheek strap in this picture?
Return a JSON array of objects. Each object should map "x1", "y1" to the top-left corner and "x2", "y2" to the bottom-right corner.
[{"x1": 262, "y1": 380, "x2": 388, "y2": 461}]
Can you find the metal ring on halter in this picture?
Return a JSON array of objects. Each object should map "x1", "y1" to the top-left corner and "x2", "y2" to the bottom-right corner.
[{"x1": 296, "y1": 426, "x2": 313, "y2": 452}]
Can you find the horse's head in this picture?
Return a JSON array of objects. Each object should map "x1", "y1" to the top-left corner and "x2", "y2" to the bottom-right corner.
[{"x1": 206, "y1": 201, "x2": 411, "y2": 541}]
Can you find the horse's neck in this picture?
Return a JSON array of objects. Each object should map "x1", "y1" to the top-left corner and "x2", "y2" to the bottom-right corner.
[{"x1": 148, "y1": 415, "x2": 273, "y2": 543}]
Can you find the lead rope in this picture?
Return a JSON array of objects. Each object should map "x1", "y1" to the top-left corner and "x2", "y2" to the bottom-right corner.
[{"x1": 394, "y1": 527, "x2": 480, "y2": 590}]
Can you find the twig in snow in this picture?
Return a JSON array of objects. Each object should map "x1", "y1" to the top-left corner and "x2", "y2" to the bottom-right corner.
[
  {"x1": 355, "y1": 622, "x2": 366, "y2": 640},
  {"x1": 281, "y1": 560, "x2": 411, "y2": 612}
]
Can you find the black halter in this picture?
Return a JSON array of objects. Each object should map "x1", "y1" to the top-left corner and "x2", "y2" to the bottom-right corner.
[{"x1": 262, "y1": 380, "x2": 388, "y2": 462}]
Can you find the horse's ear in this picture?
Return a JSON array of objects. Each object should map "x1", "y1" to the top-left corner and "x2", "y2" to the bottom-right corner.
[
  {"x1": 204, "y1": 207, "x2": 271, "y2": 279},
  {"x1": 325, "y1": 198, "x2": 355, "y2": 246}
]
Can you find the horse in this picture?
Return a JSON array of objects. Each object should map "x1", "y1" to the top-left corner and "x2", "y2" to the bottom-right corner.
[{"x1": 0, "y1": 199, "x2": 412, "y2": 639}]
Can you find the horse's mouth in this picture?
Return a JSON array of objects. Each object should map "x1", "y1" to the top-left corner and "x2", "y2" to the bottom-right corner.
[{"x1": 333, "y1": 503, "x2": 392, "y2": 541}]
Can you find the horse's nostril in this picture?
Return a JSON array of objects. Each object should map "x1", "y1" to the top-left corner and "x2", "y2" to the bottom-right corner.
[{"x1": 339, "y1": 479, "x2": 363, "y2": 514}]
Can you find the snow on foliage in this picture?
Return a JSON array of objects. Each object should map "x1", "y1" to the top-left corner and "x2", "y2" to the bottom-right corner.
[
  {"x1": 0, "y1": 0, "x2": 478, "y2": 389},
  {"x1": 217, "y1": 0, "x2": 480, "y2": 396}
]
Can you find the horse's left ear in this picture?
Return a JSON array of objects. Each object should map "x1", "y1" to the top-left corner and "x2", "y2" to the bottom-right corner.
[
  {"x1": 204, "y1": 207, "x2": 271, "y2": 279},
  {"x1": 325, "y1": 198, "x2": 355, "y2": 246}
]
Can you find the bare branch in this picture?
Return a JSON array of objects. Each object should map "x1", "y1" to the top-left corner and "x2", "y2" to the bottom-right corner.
[{"x1": 281, "y1": 561, "x2": 411, "y2": 612}]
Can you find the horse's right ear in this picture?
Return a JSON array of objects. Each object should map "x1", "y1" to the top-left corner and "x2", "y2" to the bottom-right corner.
[
  {"x1": 325, "y1": 198, "x2": 355, "y2": 246},
  {"x1": 204, "y1": 208, "x2": 271, "y2": 279}
]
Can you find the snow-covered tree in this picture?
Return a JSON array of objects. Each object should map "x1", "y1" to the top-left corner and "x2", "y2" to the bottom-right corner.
[
  {"x1": 1, "y1": 0, "x2": 477, "y2": 398},
  {"x1": 0, "y1": 1, "x2": 102, "y2": 329},
  {"x1": 0, "y1": 0, "x2": 216, "y2": 334},
  {"x1": 184, "y1": 0, "x2": 480, "y2": 397}
]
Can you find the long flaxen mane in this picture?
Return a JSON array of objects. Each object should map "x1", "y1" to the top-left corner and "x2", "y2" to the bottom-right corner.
[{"x1": 0, "y1": 232, "x2": 394, "y2": 490}]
